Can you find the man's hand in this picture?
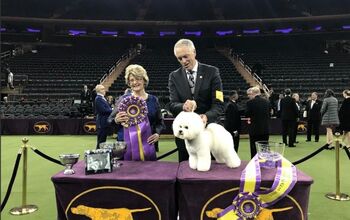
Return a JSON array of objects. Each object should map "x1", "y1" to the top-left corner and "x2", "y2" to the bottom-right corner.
[
  {"x1": 183, "y1": 100, "x2": 197, "y2": 112},
  {"x1": 147, "y1": 133, "x2": 160, "y2": 144}
]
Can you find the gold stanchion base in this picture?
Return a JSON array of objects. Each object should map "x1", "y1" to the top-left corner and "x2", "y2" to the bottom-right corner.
[
  {"x1": 325, "y1": 193, "x2": 350, "y2": 201},
  {"x1": 9, "y1": 205, "x2": 38, "y2": 215}
]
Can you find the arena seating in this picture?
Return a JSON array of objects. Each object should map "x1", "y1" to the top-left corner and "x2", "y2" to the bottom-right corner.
[
  {"x1": 235, "y1": 44, "x2": 350, "y2": 101},
  {"x1": 6, "y1": 45, "x2": 126, "y2": 99}
]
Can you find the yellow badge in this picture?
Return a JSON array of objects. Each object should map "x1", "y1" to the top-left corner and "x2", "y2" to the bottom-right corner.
[{"x1": 216, "y1": 90, "x2": 224, "y2": 102}]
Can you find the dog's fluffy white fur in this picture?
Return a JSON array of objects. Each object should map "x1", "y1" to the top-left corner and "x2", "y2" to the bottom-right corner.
[{"x1": 173, "y1": 111, "x2": 241, "y2": 171}]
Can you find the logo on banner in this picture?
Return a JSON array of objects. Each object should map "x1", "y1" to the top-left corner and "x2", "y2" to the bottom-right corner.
[
  {"x1": 200, "y1": 187, "x2": 304, "y2": 220},
  {"x1": 65, "y1": 186, "x2": 161, "y2": 220},
  {"x1": 297, "y1": 121, "x2": 307, "y2": 134},
  {"x1": 33, "y1": 121, "x2": 51, "y2": 134},
  {"x1": 83, "y1": 121, "x2": 97, "y2": 134}
]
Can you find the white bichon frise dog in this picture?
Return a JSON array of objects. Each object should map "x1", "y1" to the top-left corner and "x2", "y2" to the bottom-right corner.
[{"x1": 173, "y1": 111, "x2": 241, "y2": 171}]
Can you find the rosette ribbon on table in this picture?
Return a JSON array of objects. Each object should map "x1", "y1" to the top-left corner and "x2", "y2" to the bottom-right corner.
[
  {"x1": 117, "y1": 95, "x2": 156, "y2": 161},
  {"x1": 217, "y1": 155, "x2": 297, "y2": 219}
]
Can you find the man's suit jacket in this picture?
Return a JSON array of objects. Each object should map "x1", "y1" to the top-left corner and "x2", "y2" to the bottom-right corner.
[
  {"x1": 280, "y1": 96, "x2": 298, "y2": 121},
  {"x1": 245, "y1": 95, "x2": 270, "y2": 136},
  {"x1": 168, "y1": 62, "x2": 224, "y2": 123},
  {"x1": 95, "y1": 95, "x2": 112, "y2": 129},
  {"x1": 224, "y1": 100, "x2": 241, "y2": 133},
  {"x1": 305, "y1": 99, "x2": 322, "y2": 121},
  {"x1": 81, "y1": 90, "x2": 91, "y2": 103}
]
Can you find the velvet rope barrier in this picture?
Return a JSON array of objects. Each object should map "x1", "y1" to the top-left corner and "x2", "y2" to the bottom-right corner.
[
  {"x1": 30, "y1": 146, "x2": 63, "y2": 166},
  {"x1": 292, "y1": 143, "x2": 330, "y2": 165},
  {"x1": 0, "y1": 148, "x2": 22, "y2": 212},
  {"x1": 156, "y1": 148, "x2": 178, "y2": 161}
]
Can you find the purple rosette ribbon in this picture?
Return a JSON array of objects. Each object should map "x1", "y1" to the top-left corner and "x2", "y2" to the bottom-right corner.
[
  {"x1": 217, "y1": 155, "x2": 297, "y2": 219},
  {"x1": 118, "y1": 95, "x2": 156, "y2": 161}
]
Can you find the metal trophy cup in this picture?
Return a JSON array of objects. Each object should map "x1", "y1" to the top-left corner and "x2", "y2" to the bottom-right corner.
[
  {"x1": 59, "y1": 154, "x2": 80, "y2": 175},
  {"x1": 100, "y1": 141, "x2": 127, "y2": 168}
]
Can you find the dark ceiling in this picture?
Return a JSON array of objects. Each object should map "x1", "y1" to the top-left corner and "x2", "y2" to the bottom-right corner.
[{"x1": 2, "y1": 0, "x2": 350, "y2": 21}]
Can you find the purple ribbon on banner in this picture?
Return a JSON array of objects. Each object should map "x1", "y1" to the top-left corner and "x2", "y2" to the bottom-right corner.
[{"x1": 118, "y1": 96, "x2": 156, "y2": 161}]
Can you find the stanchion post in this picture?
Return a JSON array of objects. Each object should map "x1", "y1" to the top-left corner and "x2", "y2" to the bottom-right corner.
[
  {"x1": 325, "y1": 132, "x2": 350, "y2": 201},
  {"x1": 9, "y1": 137, "x2": 39, "y2": 215}
]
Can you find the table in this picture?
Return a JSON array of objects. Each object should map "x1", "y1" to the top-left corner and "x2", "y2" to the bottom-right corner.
[
  {"x1": 177, "y1": 161, "x2": 313, "y2": 220},
  {"x1": 52, "y1": 161, "x2": 179, "y2": 220}
]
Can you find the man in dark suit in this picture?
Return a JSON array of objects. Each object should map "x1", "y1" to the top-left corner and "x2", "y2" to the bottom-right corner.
[
  {"x1": 245, "y1": 87, "x2": 270, "y2": 158},
  {"x1": 168, "y1": 39, "x2": 224, "y2": 162},
  {"x1": 305, "y1": 92, "x2": 322, "y2": 142},
  {"x1": 280, "y1": 88, "x2": 299, "y2": 147},
  {"x1": 94, "y1": 84, "x2": 112, "y2": 149},
  {"x1": 80, "y1": 85, "x2": 92, "y2": 104},
  {"x1": 224, "y1": 90, "x2": 241, "y2": 152}
]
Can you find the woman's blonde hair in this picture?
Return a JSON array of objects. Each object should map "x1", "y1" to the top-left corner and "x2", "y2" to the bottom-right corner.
[{"x1": 125, "y1": 64, "x2": 149, "y2": 87}]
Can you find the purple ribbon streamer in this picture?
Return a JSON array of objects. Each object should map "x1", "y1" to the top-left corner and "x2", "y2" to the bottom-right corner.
[{"x1": 123, "y1": 118, "x2": 156, "y2": 161}]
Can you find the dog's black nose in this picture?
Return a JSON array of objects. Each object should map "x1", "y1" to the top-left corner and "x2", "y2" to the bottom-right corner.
[{"x1": 179, "y1": 130, "x2": 183, "y2": 135}]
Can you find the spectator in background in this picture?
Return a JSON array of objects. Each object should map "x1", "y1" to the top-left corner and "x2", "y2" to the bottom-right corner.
[
  {"x1": 246, "y1": 87, "x2": 254, "y2": 100},
  {"x1": 339, "y1": 89, "x2": 350, "y2": 148},
  {"x1": 268, "y1": 87, "x2": 278, "y2": 117},
  {"x1": 245, "y1": 86, "x2": 270, "y2": 158},
  {"x1": 275, "y1": 93, "x2": 284, "y2": 118},
  {"x1": 107, "y1": 95, "x2": 115, "y2": 108},
  {"x1": 280, "y1": 88, "x2": 298, "y2": 147},
  {"x1": 292, "y1": 93, "x2": 301, "y2": 144},
  {"x1": 168, "y1": 39, "x2": 224, "y2": 162},
  {"x1": 7, "y1": 68, "x2": 14, "y2": 89},
  {"x1": 305, "y1": 92, "x2": 322, "y2": 142},
  {"x1": 80, "y1": 85, "x2": 91, "y2": 104},
  {"x1": 224, "y1": 90, "x2": 241, "y2": 152},
  {"x1": 321, "y1": 89, "x2": 339, "y2": 146},
  {"x1": 95, "y1": 84, "x2": 112, "y2": 149},
  {"x1": 109, "y1": 64, "x2": 165, "y2": 155}
]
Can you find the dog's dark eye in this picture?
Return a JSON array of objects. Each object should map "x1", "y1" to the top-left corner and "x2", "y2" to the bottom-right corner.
[
  {"x1": 184, "y1": 126, "x2": 188, "y2": 129},
  {"x1": 179, "y1": 125, "x2": 182, "y2": 128}
]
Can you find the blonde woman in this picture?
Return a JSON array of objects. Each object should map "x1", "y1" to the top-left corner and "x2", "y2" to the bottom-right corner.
[{"x1": 109, "y1": 64, "x2": 165, "y2": 160}]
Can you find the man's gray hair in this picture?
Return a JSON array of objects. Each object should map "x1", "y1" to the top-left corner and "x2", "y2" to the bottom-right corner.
[{"x1": 174, "y1": 39, "x2": 196, "y2": 54}]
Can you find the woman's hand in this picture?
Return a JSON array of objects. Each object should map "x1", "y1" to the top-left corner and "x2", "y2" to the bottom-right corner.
[
  {"x1": 114, "y1": 111, "x2": 128, "y2": 126},
  {"x1": 147, "y1": 133, "x2": 160, "y2": 144}
]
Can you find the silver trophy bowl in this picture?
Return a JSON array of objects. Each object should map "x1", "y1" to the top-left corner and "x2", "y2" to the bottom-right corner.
[
  {"x1": 59, "y1": 154, "x2": 80, "y2": 175},
  {"x1": 100, "y1": 141, "x2": 127, "y2": 168}
]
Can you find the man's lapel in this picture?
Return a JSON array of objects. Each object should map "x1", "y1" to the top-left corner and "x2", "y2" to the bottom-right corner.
[{"x1": 194, "y1": 63, "x2": 203, "y2": 99}]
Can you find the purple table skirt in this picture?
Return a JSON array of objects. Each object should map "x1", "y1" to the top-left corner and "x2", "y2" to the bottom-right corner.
[
  {"x1": 52, "y1": 160, "x2": 179, "y2": 220},
  {"x1": 177, "y1": 161, "x2": 313, "y2": 220}
]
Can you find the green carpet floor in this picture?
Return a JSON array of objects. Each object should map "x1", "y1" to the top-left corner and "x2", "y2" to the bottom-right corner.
[{"x1": 1, "y1": 135, "x2": 350, "y2": 220}]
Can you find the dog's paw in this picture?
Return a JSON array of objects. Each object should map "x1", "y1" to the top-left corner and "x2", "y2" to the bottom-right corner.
[
  {"x1": 197, "y1": 165, "x2": 210, "y2": 172},
  {"x1": 197, "y1": 162, "x2": 210, "y2": 171},
  {"x1": 226, "y1": 159, "x2": 241, "y2": 168},
  {"x1": 189, "y1": 161, "x2": 197, "y2": 170}
]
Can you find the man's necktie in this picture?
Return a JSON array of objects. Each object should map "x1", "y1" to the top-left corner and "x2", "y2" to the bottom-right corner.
[{"x1": 188, "y1": 70, "x2": 195, "y2": 94}]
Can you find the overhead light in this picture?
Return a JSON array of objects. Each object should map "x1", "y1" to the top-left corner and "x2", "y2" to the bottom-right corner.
[
  {"x1": 69, "y1": 30, "x2": 87, "y2": 36},
  {"x1": 159, "y1": 31, "x2": 176, "y2": 36},
  {"x1": 243, "y1": 29, "x2": 260, "y2": 34},
  {"x1": 27, "y1": 28, "x2": 41, "y2": 33},
  {"x1": 275, "y1": 28, "x2": 293, "y2": 34},
  {"x1": 101, "y1": 31, "x2": 118, "y2": 36},
  {"x1": 128, "y1": 31, "x2": 144, "y2": 36},
  {"x1": 184, "y1": 31, "x2": 201, "y2": 36},
  {"x1": 216, "y1": 30, "x2": 233, "y2": 36}
]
